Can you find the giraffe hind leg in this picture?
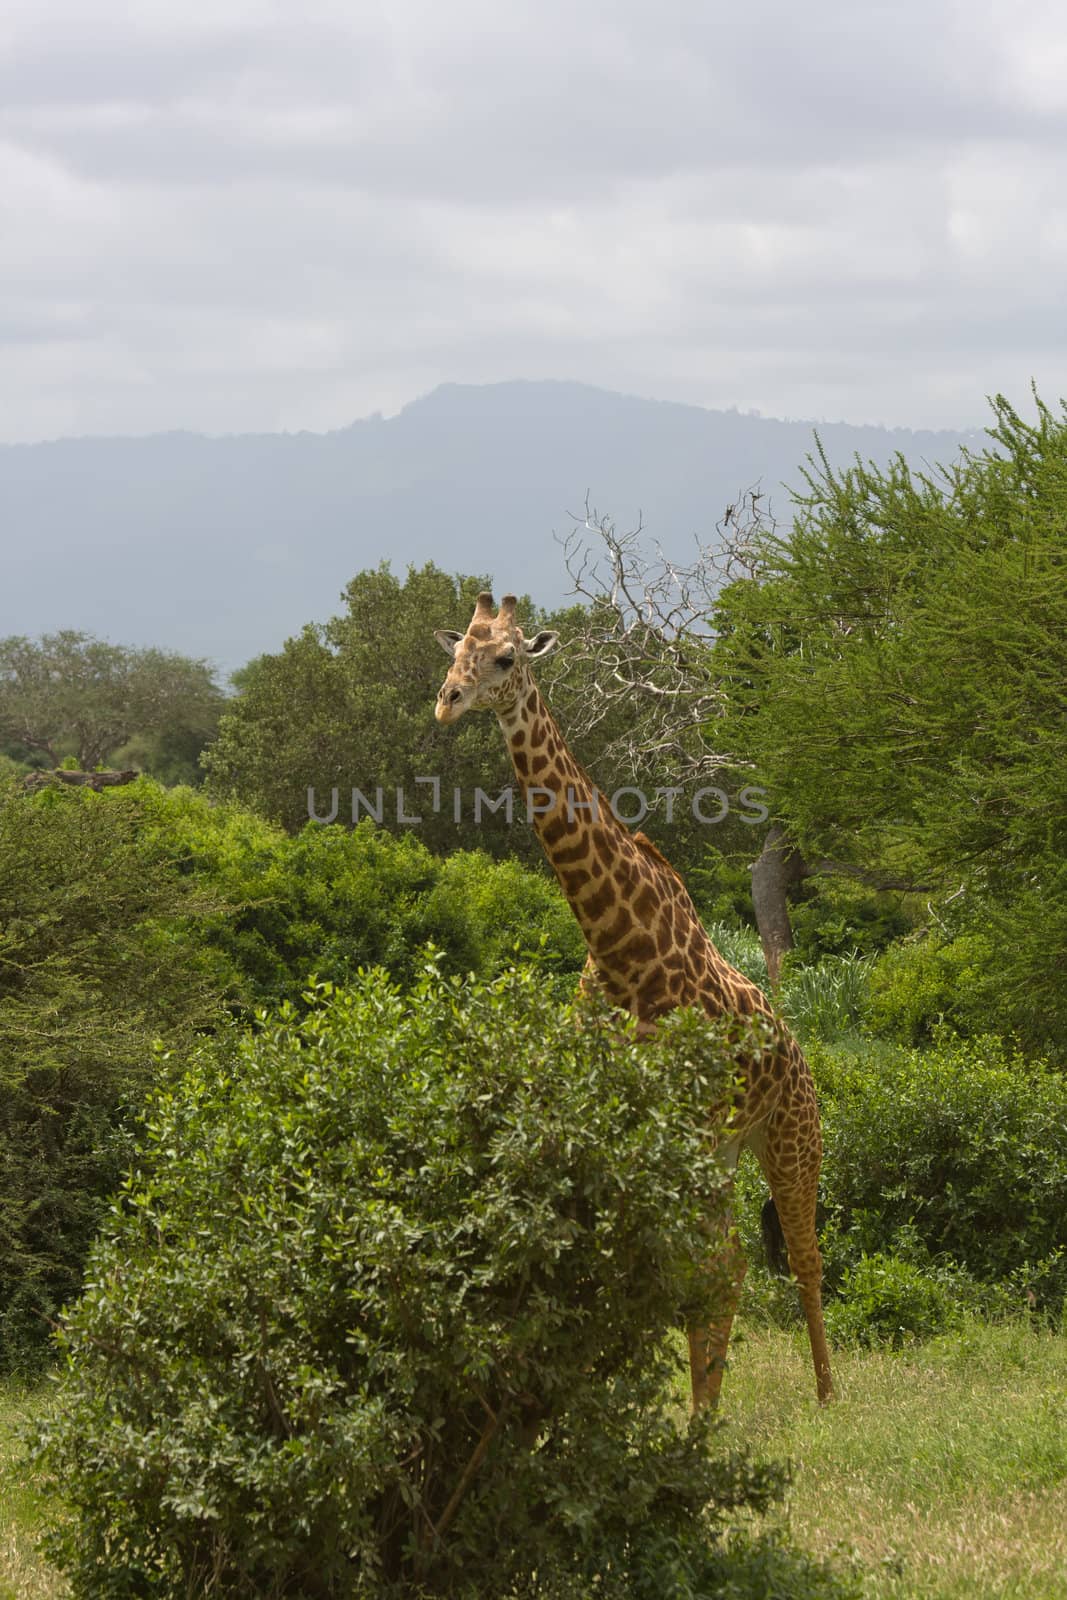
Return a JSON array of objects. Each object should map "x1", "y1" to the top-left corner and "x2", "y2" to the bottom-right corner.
[{"x1": 759, "y1": 1160, "x2": 833, "y2": 1405}]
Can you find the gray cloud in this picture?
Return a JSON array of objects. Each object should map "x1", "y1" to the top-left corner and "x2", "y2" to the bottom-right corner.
[{"x1": 1, "y1": 0, "x2": 1066, "y2": 441}]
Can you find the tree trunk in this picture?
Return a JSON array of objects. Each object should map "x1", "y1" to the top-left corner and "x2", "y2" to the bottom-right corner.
[{"x1": 750, "y1": 824, "x2": 810, "y2": 989}]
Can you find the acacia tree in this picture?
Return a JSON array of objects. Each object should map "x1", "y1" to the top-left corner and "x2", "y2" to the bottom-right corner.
[
  {"x1": 206, "y1": 564, "x2": 546, "y2": 859},
  {"x1": 710, "y1": 393, "x2": 1067, "y2": 1043},
  {"x1": 0, "y1": 632, "x2": 222, "y2": 774}
]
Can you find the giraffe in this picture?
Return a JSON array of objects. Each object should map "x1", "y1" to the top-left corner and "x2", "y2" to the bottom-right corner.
[{"x1": 434, "y1": 591, "x2": 833, "y2": 1408}]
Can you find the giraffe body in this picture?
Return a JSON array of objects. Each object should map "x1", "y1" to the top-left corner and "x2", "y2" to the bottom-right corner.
[{"x1": 435, "y1": 592, "x2": 832, "y2": 1407}]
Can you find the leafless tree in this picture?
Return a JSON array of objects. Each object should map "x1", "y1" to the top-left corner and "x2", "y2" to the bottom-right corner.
[
  {"x1": 553, "y1": 493, "x2": 928, "y2": 987},
  {"x1": 552, "y1": 489, "x2": 770, "y2": 785}
]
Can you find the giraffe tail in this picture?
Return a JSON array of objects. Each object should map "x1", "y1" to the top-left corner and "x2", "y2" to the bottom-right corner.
[{"x1": 760, "y1": 1197, "x2": 790, "y2": 1277}]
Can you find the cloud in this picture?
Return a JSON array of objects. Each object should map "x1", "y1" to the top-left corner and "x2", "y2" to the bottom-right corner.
[{"x1": 1, "y1": 0, "x2": 1065, "y2": 441}]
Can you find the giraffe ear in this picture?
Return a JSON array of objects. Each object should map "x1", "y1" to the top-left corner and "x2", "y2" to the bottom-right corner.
[
  {"x1": 523, "y1": 630, "x2": 559, "y2": 660},
  {"x1": 434, "y1": 629, "x2": 464, "y2": 658}
]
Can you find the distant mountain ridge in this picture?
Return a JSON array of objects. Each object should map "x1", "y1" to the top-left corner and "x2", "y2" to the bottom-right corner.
[{"x1": 0, "y1": 381, "x2": 980, "y2": 674}]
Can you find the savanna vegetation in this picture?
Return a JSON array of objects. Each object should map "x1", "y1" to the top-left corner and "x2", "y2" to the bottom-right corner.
[{"x1": 1, "y1": 392, "x2": 1065, "y2": 1597}]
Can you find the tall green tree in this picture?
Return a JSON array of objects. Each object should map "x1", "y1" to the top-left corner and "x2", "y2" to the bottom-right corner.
[
  {"x1": 0, "y1": 631, "x2": 223, "y2": 777},
  {"x1": 208, "y1": 565, "x2": 558, "y2": 860},
  {"x1": 711, "y1": 393, "x2": 1067, "y2": 1047},
  {"x1": 0, "y1": 779, "x2": 228, "y2": 1368}
]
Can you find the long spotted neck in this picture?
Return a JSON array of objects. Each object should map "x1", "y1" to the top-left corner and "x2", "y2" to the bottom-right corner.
[
  {"x1": 498, "y1": 677, "x2": 614, "y2": 845},
  {"x1": 496, "y1": 678, "x2": 674, "y2": 994}
]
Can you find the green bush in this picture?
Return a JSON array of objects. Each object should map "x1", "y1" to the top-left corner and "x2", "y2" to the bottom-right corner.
[
  {"x1": 140, "y1": 784, "x2": 586, "y2": 1006},
  {"x1": 411, "y1": 851, "x2": 585, "y2": 980},
  {"x1": 786, "y1": 878, "x2": 913, "y2": 963},
  {"x1": 814, "y1": 1035, "x2": 1067, "y2": 1316},
  {"x1": 733, "y1": 1033, "x2": 1067, "y2": 1338},
  {"x1": 606, "y1": 1532, "x2": 863, "y2": 1600},
  {"x1": 823, "y1": 1252, "x2": 970, "y2": 1348},
  {"x1": 0, "y1": 751, "x2": 29, "y2": 779},
  {"x1": 862, "y1": 931, "x2": 997, "y2": 1044},
  {"x1": 686, "y1": 849, "x2": 760, "y2": 931},
  {"x1": 0, "y1": 778, "x2": 587, "y2": 1371},
  {"x1": 34, "y1": 969, "x2": 807, "y2": 1600},
  {"x1": 0, "y1": 780, "x2": 227, "y2": 1372}
]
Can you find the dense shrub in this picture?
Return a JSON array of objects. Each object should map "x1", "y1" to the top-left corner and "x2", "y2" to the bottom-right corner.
[
  {"x1": 0, "y1": 779, "x2": 589, "y2": 1370},
  {"x1": 0, "y1": 780, "x2": 228, "y2": 1372},
  {"x1": 703, "y1": 921, "x2": 768, "y2": 990},
  {"x1": 823, "y1": 1253, "x2": 972, "y2": 1348},
  {"x1": 815, "y1": 1035, "x2": 1067, "y2": 1315},
  {"x1": 140, "y1": 783, "x2": 586, "y2": 1005},
  {"x1": 786, "y1": 878, "x2": 913, "y2": 964},
  {"x1": 734, "y1": 1033, "x2": 1067, "y2": 1336},
  {"x1": 862, "y1": 931, "x2": 997, "y2": 1044},
  {"x1": 612, "y1": 1532, "x2": 863, "y2": 1600},
  {"x1": 686, "y1": 849, "x2": 760, "y2": 931},
  {"x1": 33, "y1": 969, "x2": 809, "y2": 1600}
]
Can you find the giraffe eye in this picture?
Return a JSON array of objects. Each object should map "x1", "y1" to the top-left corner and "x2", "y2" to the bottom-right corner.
[{"x1": 495, "y1": 654, "x2": 515, "y2": 670}]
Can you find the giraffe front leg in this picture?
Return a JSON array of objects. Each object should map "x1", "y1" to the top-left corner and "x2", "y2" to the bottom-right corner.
[{"x1": 688, "y1": 1235, "x2": 748, "y2": 1410}]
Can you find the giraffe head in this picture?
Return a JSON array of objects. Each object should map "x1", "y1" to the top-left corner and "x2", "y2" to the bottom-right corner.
[{"x1": 434, "y1": 591, "x2": 558, "y2": 724}]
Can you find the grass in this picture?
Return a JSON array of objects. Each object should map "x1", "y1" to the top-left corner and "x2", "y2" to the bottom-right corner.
[
  {"x1": 3, "y1": 1319, "x2": 1064, "y2": 1599},
  {"x1": 0, "y1": 1386, "x2": 65, "y2": 1600},
  {"x1": 718, "y1": 1317, "x2": 1067, "y2": 1600}
]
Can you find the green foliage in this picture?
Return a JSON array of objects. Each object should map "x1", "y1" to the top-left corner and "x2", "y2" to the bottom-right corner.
[
  {"x1": 824, "y1": 1253, "x2": 970, "y2": 1348},
  {"x1": 0, "y1": 774, "x2": 587, "y2": 1372},
  {"x1": 786, "y1": 878, "x2": 913, "y2": 963},
  {"x1": 33, "y1": 971, "x2": 794, "y2": 1599},
  {"x1": 711, "y1": 393, "x2": 1067, "y2": 1051},
  {"x1": 734, "y1": 1032, "x2": 1067, "y2": 1341},
  {"x1": 686, "y1": 848, "x2": 759, "y2": 931},
  {"x1": 813, "y1": 1035, "x2": 1067, "y2": 1316},
  {"x1": 0, "y1": 780, "x2": 228, "y2": 1372},
  {"x1": 703, "y1": 921, "x2": 768, "y2": 989},
  {"x1": 0, "y1": 631, "x2": 223, "y2": 776},
  {"x1": 863, "y1": 932, "x2": 997, "y2": 1044},
  {"x1": 423, "y1": 851, "x2": 586, "y2": 981},
  {"x1": 110, "y1": 721, "x2": 219, "y2": 787},
  {"x1": 138, "y1": 783, "x2": 586, "y2": 1007},
  {"x1": 595, "y1": 1532, "x2": 863, "y2": 1600}
]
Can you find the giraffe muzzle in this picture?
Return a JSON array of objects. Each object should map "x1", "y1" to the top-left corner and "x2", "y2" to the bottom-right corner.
[{"x1": 435, "y1": 683, "x2": 467, "y2": 724}]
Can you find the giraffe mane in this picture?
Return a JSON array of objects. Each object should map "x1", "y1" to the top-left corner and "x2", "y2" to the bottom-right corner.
[{"x1": 632, "y1": 830, "x2": 686, "y2": 885}]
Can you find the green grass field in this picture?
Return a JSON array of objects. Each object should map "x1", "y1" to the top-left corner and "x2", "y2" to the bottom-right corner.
[
  {"x1": 719, "y1": 1319, "x2": 1067, "y2": 1600},
  {"x1": 3, "y1": 1319, "x2": 1065, "y2": 1599}
]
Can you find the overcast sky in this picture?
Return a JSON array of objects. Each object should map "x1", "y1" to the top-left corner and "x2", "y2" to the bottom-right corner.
[{"x1": 1, "y1": 0, "x2": 1065, "y2": 443}]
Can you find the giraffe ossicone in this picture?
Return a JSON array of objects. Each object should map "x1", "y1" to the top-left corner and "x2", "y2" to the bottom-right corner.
[{"x1": 435, "y1": 591, "x2": 832, "y2": 1408}]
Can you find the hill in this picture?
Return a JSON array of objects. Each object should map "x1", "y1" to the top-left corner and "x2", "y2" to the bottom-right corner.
[{"x1": 0, "y1": 381, "x2": 978, "y2": 673}]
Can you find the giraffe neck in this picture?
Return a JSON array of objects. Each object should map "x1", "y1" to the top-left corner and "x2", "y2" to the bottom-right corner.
[
  {"x1": 497, "y1": 680, "x2": 699, "y2": 1013},
  {"x1": 499, "y1": 679, "x2": 622, "y2": 873}
]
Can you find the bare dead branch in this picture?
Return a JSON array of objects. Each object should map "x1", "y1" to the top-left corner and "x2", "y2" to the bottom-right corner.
[{"x1": 549, "y1": 492, "x2": 773, "y2": 783}]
